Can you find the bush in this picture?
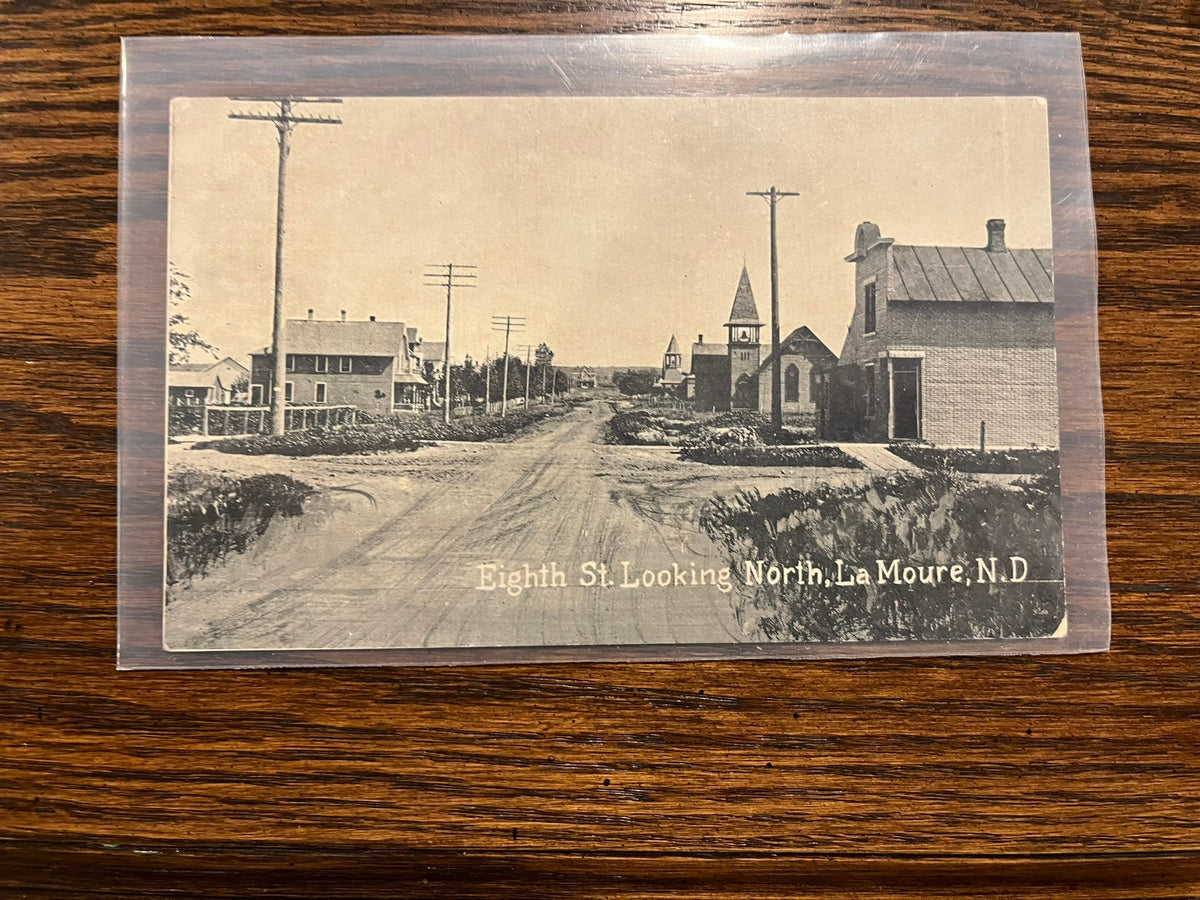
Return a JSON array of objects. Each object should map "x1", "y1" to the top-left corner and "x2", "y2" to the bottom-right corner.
[
  {"x1": 167, "y1": 471, "x2": 313, "y2": 589},
  {"x1": 679, "y1": 431, "x2": 862, "y2": 467},
  {"x1": 194, "y1": 408, "x2": 562, "y2": 456},
  {"x1": 193, "y1": 425, "x2": 422, "y2": 457},
  {"x1": 888, "y1": 444, "x2": 1059, "y2": 476},
  {"x1": 700, "y1": 470, "x2": 1064, "y2": 642},
  {"x1": 603, "y1": 410, "x2": 701, "y2": 446},
  {"x1": 707, "y1": 410, "x2": 774, "y2": 431}
]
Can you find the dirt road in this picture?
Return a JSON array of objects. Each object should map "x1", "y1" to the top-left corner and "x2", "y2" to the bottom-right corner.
[{"x1": 166, "y1": 402, "x2": 857, "y2": 651}]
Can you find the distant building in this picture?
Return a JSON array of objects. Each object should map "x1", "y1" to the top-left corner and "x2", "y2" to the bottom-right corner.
[
  {"x1": 249, "y1": 312, "x2": 430, "y2": 418},
  {"x1": 687, "y1": 267, "x2": 832, "y2": 415},
  {"x1": 654, "y1": 335, "x2": 687, "y2": 398},
  {"x1": 168, "y1": 357, "x2": 249, "y2": 407},
  {"x1": 817, "y1": 219, "x2": 1057, "y2": 447},
  {"x1": 576, "y1": 367, "x2": 597, "y2": 390}
]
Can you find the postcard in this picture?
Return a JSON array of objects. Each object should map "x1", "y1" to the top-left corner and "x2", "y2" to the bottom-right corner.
[{"x1": 162, "y1": 93, "x2": 1069, "y2": 653}]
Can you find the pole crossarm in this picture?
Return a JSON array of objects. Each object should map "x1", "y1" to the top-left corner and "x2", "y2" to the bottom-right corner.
[
  {"x1": 490, "y1": 315, "x2": 525, "y2": 417},
  {"x1": 423, "y1": 262, "x2": 477, "y2": 425},
  {"x1": 228, "y1": 113, "x2": 343, "y2": 124}
]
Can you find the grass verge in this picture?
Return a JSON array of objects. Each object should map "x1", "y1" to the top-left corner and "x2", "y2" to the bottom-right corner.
[{"x1": 887, "y1": 444, "x2": 1058, "y2": 475}]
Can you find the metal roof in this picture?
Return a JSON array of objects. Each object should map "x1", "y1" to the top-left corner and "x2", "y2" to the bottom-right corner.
[{"x1": 889, "y1": 244, "x2": 1053, "y2": 304}]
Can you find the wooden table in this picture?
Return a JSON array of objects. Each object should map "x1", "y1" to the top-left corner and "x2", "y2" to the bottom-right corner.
[{"x1": 2, "y1": 3, "x2": 1198, "y2": 896}]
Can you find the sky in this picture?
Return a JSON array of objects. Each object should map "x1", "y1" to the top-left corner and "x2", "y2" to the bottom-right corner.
[{"x1": 168, "y1": 95, "x2": 1052, "y2": 369}]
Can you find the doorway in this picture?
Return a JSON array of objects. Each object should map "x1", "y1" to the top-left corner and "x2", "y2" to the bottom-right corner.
[{"x1": 891, "y1": 359, "x2": 921, "y2": 440}]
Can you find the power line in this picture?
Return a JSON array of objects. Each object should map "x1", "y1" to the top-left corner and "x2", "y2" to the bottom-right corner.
[
  {"x1": 424, "y1": 263, "x2": 477, "y2": 424},
  {"x1": 747, "y1": 186, "x2": 799, "y2": 430},
  {"x1": 229, "y1": 97, "x2": 343, "y2": 435}
]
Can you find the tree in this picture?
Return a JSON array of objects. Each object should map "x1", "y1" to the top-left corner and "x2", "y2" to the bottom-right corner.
[
  {"x1": 553, "y1": 368, "x2": 571, "y2": 395},
  {"x1": 230, "y1": 375, "x2": 250, "y2": 405},
  {"x1": 168, "y1": 264, "x2": 218, "y2": 365},
  {"x1": 534, "y1": 343, "x2": 555, "y2": 401},
  {"x1": 614, "y1": 368, "x2": 656, "y2": 396}
]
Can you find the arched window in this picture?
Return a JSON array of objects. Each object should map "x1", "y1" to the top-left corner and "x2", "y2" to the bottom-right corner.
[{"x1": 784, "y1": 364, "x2": 800, "y2": 403}]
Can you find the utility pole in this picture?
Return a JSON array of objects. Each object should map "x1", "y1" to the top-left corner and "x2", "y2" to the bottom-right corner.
[
  {"x1": 424, "y1": 263, "x2": 477, "y2": 424},
  {"x1": 491, "y1": 315, "x2": 525, "y2": 416},
  {"x1": 229, "y1": 97, "x2": 342, "y2": 435},
  {"x1": 518, "y1": 345, "x2": 533, "y2": 408},
  {"x1": 484, "y1": 348, "x2": 491, "y2": 415},
  {"x1": 747, "y1": 186, "x2": 799, "y2": 430}
]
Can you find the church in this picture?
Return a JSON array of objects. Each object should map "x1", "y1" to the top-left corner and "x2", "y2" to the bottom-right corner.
[{"x1": 673, "y1": 266, "x2": 834, "y2": 416}]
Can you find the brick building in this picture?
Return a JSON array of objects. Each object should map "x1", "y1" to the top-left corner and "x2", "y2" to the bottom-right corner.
[
  {"x1": 249, "y1": 312, "x2": 430, "y2": 418},
  {"x1": 817, "y1": 219, "x2": 1058, "y2": 447},
  {"x1": 689, "y1": 267, "x2": 762, "y2": 412}
]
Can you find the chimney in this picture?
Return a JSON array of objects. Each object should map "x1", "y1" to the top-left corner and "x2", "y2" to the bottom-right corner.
[
  {"x1": 986, "y1": 219, "x2": 1006, "y2": 252},
  {"x1": 307, "y1": 309, "x2": 314, "y2": 320},
  {"x1": 340, "y1": 309, "x2": 347, "y2": 322},
  {"x1": 369, "y1": 315, "x2": 376, "y2": 322},
  {"x1": 698, "y1": 334, "x2": 704, "y2": 345}
]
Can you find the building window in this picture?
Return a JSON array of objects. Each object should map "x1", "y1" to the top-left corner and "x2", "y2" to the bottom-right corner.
[
  {"x1": 865, "y1": 364, "x2": 876, "y2": 415},
  {"x1": 784, "y1": 364, "x2": 800, "y2": 403},
  {"x1": 315, "y1": 383, "x2": 326, "y2": 403},
  {"x1": 315, "y1": 355, "x2": 328, "y2": 373},
  {"x1": 251, "y1": 384, "x2": 264, "y2": 406},
  {"x1": 286, "y1": 354, "x2": 296, "y2": 372},
  {"x1": 284, "y1": 382, "x2": 293, "y2": 402},
  {"x1": 338, "y1": 356, "x2": 352, "y2": 373},
  {"x1": 863, "y1": 283, "x2": 877, "y2": 335}
]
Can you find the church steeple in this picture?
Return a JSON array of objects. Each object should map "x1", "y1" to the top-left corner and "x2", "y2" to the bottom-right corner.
[
  {"x1": 725, "y1": 266, "x2": 763, "y2": 346},
  {"x1": 663, "y1": 334, "x2": 682, "y2": 369}
]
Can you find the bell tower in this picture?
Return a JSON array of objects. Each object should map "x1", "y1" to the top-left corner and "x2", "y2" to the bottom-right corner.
[
  {"x1": 658, "y1": 334, "x2": 685, "y2": 397},
  {"x1": 725, "y1": 266, "x2": 763, "y2": 409}
]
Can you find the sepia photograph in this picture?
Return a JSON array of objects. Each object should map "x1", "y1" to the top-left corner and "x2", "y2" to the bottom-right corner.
[{"x1": 163, "y1": 95, "x2": 1065, "y2": 652}]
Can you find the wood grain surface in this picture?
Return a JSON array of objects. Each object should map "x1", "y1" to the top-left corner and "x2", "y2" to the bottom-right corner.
[{"x1": 2, "y1": 2, "x2": 1199, "y2": 897}]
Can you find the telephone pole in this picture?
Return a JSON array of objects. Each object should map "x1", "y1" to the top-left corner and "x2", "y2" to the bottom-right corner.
[
  {"x1": 424, "y1": 263, "x2": 477, "y2": 424},
  {"x1": 491, "y1": 315, "x2": 525, "y2": 416},
  {"x1": 229, "y1": 97, "x2": 342, "y2": 435},
  {"x1": 517, "y1": 344, "x2": 533, "y2": 408},
  {"x1": 747, "y1": 186, "x2": 799, "y2": 430},
  {"x1": 484, "y1": 348, "x2": 492, "y2": 415}
]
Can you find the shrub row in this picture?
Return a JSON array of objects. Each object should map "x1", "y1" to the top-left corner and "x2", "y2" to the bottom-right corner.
[
  {"x1": 679, "y1": 430, "x2": 861, "y2": 468},
  {"x1": 700, "y1": 469, "x2": 1065, "y2": 643},
  {"x1": 194, "y1": 407, "x2": 562, "y2": 456},
  {"x1": 887, "y1": 444, "x2": 1059, "y2": 476},
  {"x1": 603, "y1": 409, "x2": 702, "y2": 446},
  {"x1": 605, "y1": 407, "x2": 815, "y2": 448}
]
